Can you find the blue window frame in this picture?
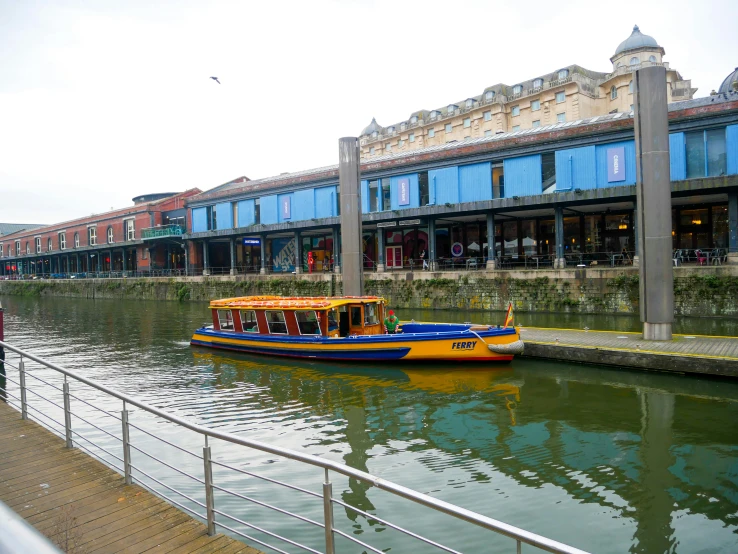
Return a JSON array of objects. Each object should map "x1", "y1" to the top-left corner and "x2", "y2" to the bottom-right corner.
[{"x1": 686, "y1": 129, "x2": 727, "y2": 179}]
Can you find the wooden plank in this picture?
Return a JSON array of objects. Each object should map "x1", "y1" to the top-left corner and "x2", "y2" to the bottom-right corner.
[
  {"x1": 87, "y1": 508, "x2": 190, "y2": 553},
  {"x1": 117, "y1": 519, "x2": 204, "y2": 554}
]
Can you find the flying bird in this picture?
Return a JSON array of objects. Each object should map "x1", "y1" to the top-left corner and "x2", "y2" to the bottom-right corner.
[{"x1": 210, "y1": 76, "x2": 220, "y2": 84}]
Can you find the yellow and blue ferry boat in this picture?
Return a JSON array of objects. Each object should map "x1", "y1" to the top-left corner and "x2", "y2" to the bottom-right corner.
[{"x1": 190, "y1": 296, "x2": 523, "y2": 363}]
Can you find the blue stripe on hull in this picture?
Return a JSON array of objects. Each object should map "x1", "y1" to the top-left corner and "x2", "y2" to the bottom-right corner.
[{"x1": 191, "y1": 339, "x2": 411, "y2": 360}]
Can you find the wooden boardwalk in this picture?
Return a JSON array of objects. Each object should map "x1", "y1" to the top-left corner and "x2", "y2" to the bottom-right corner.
[
  {"x1": 0, "y1": 401, "x2": 260, "y2": 554},
  {"x1": 520, "y1": 327, "x2": 738, "y2": 377}
]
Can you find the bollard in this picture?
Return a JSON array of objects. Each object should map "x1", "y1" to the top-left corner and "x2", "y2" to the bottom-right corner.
[
  {"x1": 62, "y1": 379, "x2": 73, "y2": 448},
  {"x1": 19, "y1": 357, "x2": 27, "y2": 420},
  {"x1": 203, "y1": 442, "x2": 216, "y2": 536},
  {"x1": 323, "y1": 469, "x2": 335, "y2": 554},
  {"x1": 121, "y1": 404, "x2": 132, "y2": 485}
]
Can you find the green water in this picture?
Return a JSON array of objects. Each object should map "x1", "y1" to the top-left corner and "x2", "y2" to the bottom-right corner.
[{"x1": 1, "y1": 295, "x2": 737, "y2": 554}]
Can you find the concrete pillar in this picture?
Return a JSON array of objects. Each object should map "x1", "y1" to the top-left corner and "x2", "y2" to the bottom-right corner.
[
  {"x1": 202, "y1": 241, "x2": 210, "y2": 276},
  {"x1": 376, "y1": 228, "x2": 385, "y2": 272},
  {"x1": 332, "y1": 226, "x2": 341, "y2": 274},
  {"x1": 229, "y1": 238, "x2": 237, "y2": 275},
  {"x1": 338, "y1": 137, "x2": 363, "y2": 296},
  {"x1": 728, "y1": 192, "x2": 738, "y2": 264},
  {"x1": 554, "y1": 206, "x2": 566, "y2": 268},
  {"x1": 121, "y1": 249, "x2": 127, "y2": 272},
  {"x1": 634, "y1": 65, "x2": 673, "y2": 341},
  {"x1": 632, "y1": 199, "x2": 640, "y2": 268},
  {"x1": 184, "y1": 242, "x2": 190, "y2": 276},
  {"x1": 294, "y1": 232, "x2": 302, "y2": 274},
  {"x1": 428, "y1": 219, "x2": 436, "y2": 271},
  {"x1": 485, "y1": 212, "x2": 498, "y2": 270},
  {"x1": 259, "y1": 235, "x2": 267, "y2": 275}
]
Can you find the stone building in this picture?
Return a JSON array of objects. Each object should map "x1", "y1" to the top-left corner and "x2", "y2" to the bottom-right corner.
[{"x1": 359, "y1": 26, "x2": 696, "y2": 159}]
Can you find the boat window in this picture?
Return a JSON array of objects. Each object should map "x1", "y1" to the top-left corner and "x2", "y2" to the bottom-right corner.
[
  {"x1": 240, "y1": 310, "x2": 259, "y2": 333},
  {"x1": 217, "y1": 310, "x2": 234, "y2": 331},
  {"x1": 296, "y1": 310, "x2": 321, "y2": 335},
  {"x1": 364, "y1": 303, "x2": 379, "y2": 325},
  {"x1": 266, "y1": 311, "x2": 288, "y2": 334},
  {"x1": 327, "y1": 309, "x2": 338, "y2": 331},
  {"x1": 350, "y1": 306, "x2": 363, "y2": 327}
]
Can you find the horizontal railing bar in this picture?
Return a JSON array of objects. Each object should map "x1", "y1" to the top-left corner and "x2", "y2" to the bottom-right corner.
[
  {"x1": 129, "y1": 443, "x2": 204, "y2": 484},
  {"x1": 214, "y1": 520, "x2": 291, "y2": 554},
  {"x1": 135, "y1": 480, "x2": 207, "y2": 522},
  {"x1": 70, "y1": 411, "x2": 123, "y2": 443},
  {"x1": 23, "y1": 386, "x2": 66, "y2": 411},
  {"x1": 211, "y1": 459, "x2": 321, "y2": 498},
  {"x1": 67, "y1": 392, "x2": 122, "y2": 421},
  {"x1": 332, "y1": 528, "x2": 385, "y2": 554},
  {"x1": 2, "y1": 375, "x2": 21, "y2": 387},
  {"x1": 0, "y1": 385, "x2": 23, "y2": 404},
  {"x1": 127, "y1": 422, "x2": 203, "y2": 460},
  {"x1": 21, "y1": 371, "x2": 64, "y2": 392},
  {"x1": 332, "y1": 497, "x2": 461, "y2": 554},
  {"x1": 70, "y1": 429, "x2": 125, "y2": 463},
  {"x1": 211, "y1": 483, "x2": 323, "y2": 529},
  {"x1": 0, "y1": 340, "x2": 589, "y2": 554},
  {"x1": 21, "y1": 401, "x2": 67, "y2": 433},
  {"x1": 212, "y1": 508, "x2": 321, "y2": 554},
  {"x1": 74, "y1": 440, "x2": 125, "y2": 474},
  {"x1": 129, "y1": 463, "x2": 207, "y2": 509},
  {"x1": 2, "y1": 360, "x2": 19, "y2": 370}
]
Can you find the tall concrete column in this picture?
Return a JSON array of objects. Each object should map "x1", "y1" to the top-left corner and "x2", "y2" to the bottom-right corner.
[
  {"x1": 184, "y1": 242, "x2": 190, "y2": 276},
  {"x1": 229, "y1": 238, "x2": 237, "y2": 275},
  {"x1": 294, "y1": 232, "x2": 302, "y2": 274},
  {"x1": 632, "y1": 199, "x2": 640, "y2": 268},
  {"x1": 338, "y1": 137, "x2": 363, "y2": 296},
  {"x1": 428, "y1": 219, "x2": 436, "y2": 272},
  {"x1": 121, "y1": 249, "x2": 127, "y2": 272},
  {"x1": 202, "y1": 241, "x2": 210, "y2": 276},
  {"x1": 485, "y1": 213, "x2": 497, "y2": 270},
  {"x1": 728, "y1": 192, "x2": 738, "y2": 264},
  {"x1": 259, "y1": 235, "x2": 267, "y2": 274},
  {"x1": 332, "y1": 227, "x2": 341, "y2": 273},
  {"x1": 634, "y1": 65, "x2": 673, "y2": 341},
  {"x1": 376, "y1": 229, "x2": 385, "y2": 272},
  {"x1": 554, "y1": 207, "x2": 566, "y2": 268}
]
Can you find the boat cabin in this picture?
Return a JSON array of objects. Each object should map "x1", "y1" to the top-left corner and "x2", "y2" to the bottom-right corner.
[{"x1": 208, "y1": 296, "x2": 387, "y2": 338}]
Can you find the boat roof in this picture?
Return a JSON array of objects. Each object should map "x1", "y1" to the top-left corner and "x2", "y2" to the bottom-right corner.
[{"x1": 209, "y1": 296, "x2": 385, "y2": 310}]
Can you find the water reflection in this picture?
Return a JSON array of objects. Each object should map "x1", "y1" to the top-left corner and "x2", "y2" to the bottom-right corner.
[{"x1": 1, "y1": 295, "x2": 738, "y2": 553}]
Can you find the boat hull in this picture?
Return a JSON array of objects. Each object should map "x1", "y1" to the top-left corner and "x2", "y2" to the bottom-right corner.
[{"x1": 191, "y1": 323, "x2": 521, "y2": 363}]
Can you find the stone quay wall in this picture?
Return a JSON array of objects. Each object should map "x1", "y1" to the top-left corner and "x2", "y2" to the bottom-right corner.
[{"x1": 1, "y1": 266, "x2": 738, "y2": 317}]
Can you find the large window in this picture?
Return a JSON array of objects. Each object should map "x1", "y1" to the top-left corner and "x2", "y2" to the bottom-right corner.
[
  {"x1": 295, "y1": 310, "x2": 321, "y2": 335},
  {"x1": 125, "y1": 220, "x2": 135, "y2": 240},
  {"x1": 556, "y1": 91, "x2": 566, "y2": 103},
  {"x1": 445, "y1": 123, "x2": 452, "y2": 133},
  {"x1": 513, "y1": 85, "x2": 522, "y2": 95},
  {"x1": 369, "y1": 180, "x2": 379, "y2": 212},
  {"x1": 686, "y1": 129, "x2": 727, "y2": 178},
  {"x1": 266, "y1": 310, "x2": 288, "y2": 334},
  {"x1": 557, "y1": 113, "x2": 566, "y2": 123},
  {"x1": 74, "y1": 233, "x2": 79, "y2": 248},
  {"x1": 36, "y1": 237, "x2": 41, "y2": 253},
  {"x1": 520, "y1": 220, "x2": 537, "y2": 255},
  {"x1": 381, "y1": 178, "x2": 391, "y2": 210},
  {"x1": 88, "y1": 227, "x2": 97, "y2": 246},
  {"x1": 492, "y1": 165, "x2": 504, "y2": 199},
  {"x1": 484, "y1": 111, "x2": 491, "y2": 121},
  {"x1": 59, "y1": 233, "x2": 66, "y2": 250},
  {"x1": 531, "y1": 99, "x2": 540, "y2": 111},
  {"x1": 254, "y1": 199, "x2": 261, "y2": 224},
  {"x1": 502, "y1": 220, "x2": 518, "y2": 256},
  {"x1": 463, "y1": 117, "x2": 470, "y2": 128},
  {"x1": 428, "y1": 128, "x2": 435, "y2": 138},
  {"x1": 364, "y1": 303, "x2": 380, "y2": 325},
  {"x1": 217, "y1": 309, "x2": 234, "y2": 331},
  {"x1": 240, "y1": 310, "x2": 259, "y2": 332},
  {"x1": 47, "y1": 238, "x2": 53, "y2": 252},
  {"x1": 558, "y1": 69, "x2": 569, "y2": 80},
  {"x1": 610, "y1": 86, "x2": 617, "y2": 100},
  {"x1": 25, "y1": 242, "x2": 29, "y2": 254},
  {"x1": 419, "y1": 172, "x2": 429, "y2": 206},
  {"x1": 511, "y1": 106, "x2": 520, "y2": 117},
  {"x1": 541, "y1": 153, "x2": 556, "y2": 191},
  {"x1": 107, "y1": 227, "x2": 114, "y2": 244}
]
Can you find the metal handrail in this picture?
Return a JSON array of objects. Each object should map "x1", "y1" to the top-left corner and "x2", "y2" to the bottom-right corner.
[{"x1": 0, "y1": 341, "x2": 590, "y2": 554}]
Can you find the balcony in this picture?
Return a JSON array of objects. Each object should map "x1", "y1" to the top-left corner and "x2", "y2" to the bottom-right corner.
[{"x1": 141, "y1": 224, "x2": 185, "y2": 240}]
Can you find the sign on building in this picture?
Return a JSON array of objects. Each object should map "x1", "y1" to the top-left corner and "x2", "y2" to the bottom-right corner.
[
  {"x1": 607, "y1": 146, "x2": 626, "y2": 182},
  {"x1": 398, "y1": 178, "x2": 410, "y2": 206},
  {"x1": 281, "y1": 197, "x2": 291, "y2": 219},
  {"x1": 242, "y1": 238, "x2": 261, "y2": 246}
]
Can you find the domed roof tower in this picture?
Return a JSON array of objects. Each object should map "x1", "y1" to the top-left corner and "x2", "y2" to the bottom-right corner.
[
  {"x1": 360, "y1": 117, "x2": 383, "y2": 137},
  {"x1": 610, "y1": 25, "x2": 665, "y2": 70},
  {"x1": 718, "y1": 67, "x2": 738, "y2": 94}
]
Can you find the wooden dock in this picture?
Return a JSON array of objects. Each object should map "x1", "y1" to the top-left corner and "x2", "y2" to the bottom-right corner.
[
  {"x1": 520, "y1": 327, "x2": 738, "y2": 377},
  {"x1": 0, "y1": 401, "x2": 260, "y2": 554}
]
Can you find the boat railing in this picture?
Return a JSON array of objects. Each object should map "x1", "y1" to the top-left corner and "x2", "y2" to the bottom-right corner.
[{"x1": 0, "y1": 340, "x2": 589, "y2": 554}]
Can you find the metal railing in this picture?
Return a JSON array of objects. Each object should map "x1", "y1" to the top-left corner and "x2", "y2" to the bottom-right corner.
[{"x1": 0, "y1": 340, "x2": 589, "y2": 554}]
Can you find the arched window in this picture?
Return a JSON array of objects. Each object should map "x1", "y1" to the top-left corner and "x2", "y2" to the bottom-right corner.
[
  {"x1": 648, "y1": 55, "x2": 656, "y2": 63},
  {"x1": 447, "y1": 104, "x2": 456, "y2": 114},
  {"x1": 630, "y1": 57, "x2": 639, "y2": 66},
  {"x1": 610, "y1": 86, "x2": 618, "y2": 100},
  {"x1": 36, "y1": 238, "x2": 41, "y2": 253},
  {"x1": 558, "y1": 69, "x2": 569, "y2": 80},
  {"x1": 533, "y1": 78, "x2": 543, "y2": 89},
  {"x1": 410, "y1": 115, "x2": 418, "y2": 124},
  {"x1": 107, "y1": 227, "x2": 114, "y2": 244},
  {"x1": 25, "y1": 242, "x2": 30, "y2": 254},
  {"x1": 485, "y1": 90, "x2": 495, "y2": 101},
  {"x1": 47, "y1": 238, "x2": 53, "y2": 252},
  {"x1": 512, "y1": 85, "x2": 522, "y2": 95},
  {"x1": 465, "y1": 99, "x2": 473, "y2": 109},
  {"x1": 88, "y1": 227, "x2": 97, "y2": 246},
  {"x1": 74, "y1": 233, "x2": 79, "y2": 248},
  {"x1": 629, "y1": 80, "x2": 634, "y2": 94},
  {"x1": 387, "y1": 126, "x2": 395, "y2": 134},
  {"x1": 430, "y1": 110, "x2": 439, "y2": 119}
]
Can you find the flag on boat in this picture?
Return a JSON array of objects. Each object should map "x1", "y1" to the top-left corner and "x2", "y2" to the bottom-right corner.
[{"x1": 503, "y1": 302, "x2": 514, "y2": 329}]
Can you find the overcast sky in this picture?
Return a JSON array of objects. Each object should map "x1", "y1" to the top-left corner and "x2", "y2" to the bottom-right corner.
[{"x1": 1, "y1": 0, "x2": 736, "y2": 224}]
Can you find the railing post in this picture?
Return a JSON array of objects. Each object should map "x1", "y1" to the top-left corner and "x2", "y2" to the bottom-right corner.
[
  {"x1": 19, "y1": 357, "x2": 27, "y2": 420},
  {"x1": 517, "y1": 539, "x2": 522, "y2": 553},
  {"x1": 62, "y1": 378, "x2": 73, "y2": 448},
  {"x1": 323, "y1": 469, "x2": 335, "y2": 554},
  {"x1": 203, "y1": 440, "x2": 216, "y2": 536},
  {"x1": 121, "y1": 402, "x2": 132, "y2": 485}
]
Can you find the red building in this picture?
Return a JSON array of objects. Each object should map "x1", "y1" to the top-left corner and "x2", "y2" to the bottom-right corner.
[{"x1": 0, "y1": 190, "x2": 200, "y2": 277}]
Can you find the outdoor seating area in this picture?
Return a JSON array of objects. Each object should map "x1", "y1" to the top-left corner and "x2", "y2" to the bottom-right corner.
[{"x1": 672, "y1": 248, "x2": 728, "y2": 266}]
